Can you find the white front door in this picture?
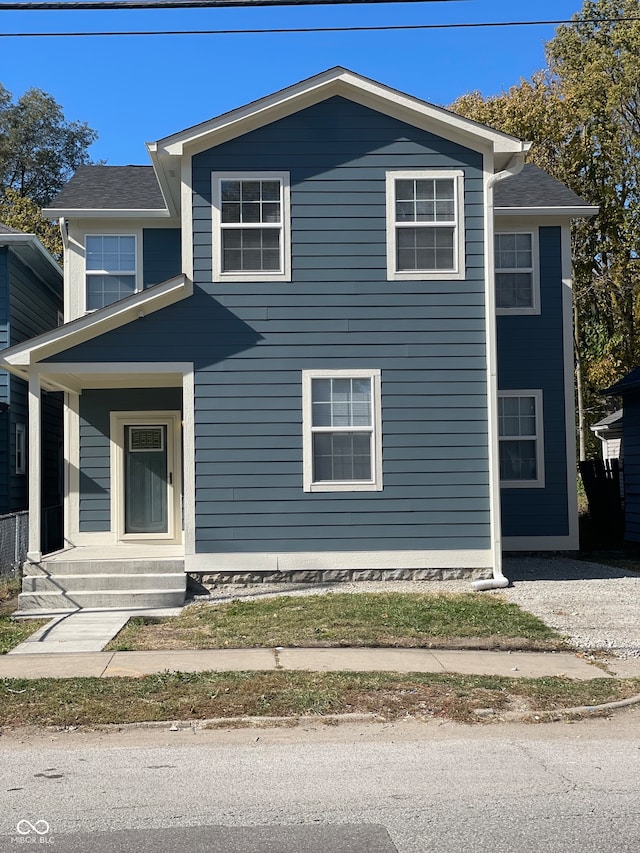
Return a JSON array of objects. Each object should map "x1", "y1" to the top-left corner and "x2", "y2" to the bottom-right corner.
[{"x1": 111, "y1": 411, "x2": 182, "y2": 543}]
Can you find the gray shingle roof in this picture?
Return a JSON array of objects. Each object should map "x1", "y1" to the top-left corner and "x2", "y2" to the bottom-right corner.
[
  {"x1": 494, "y1": 164, "x2": 591, "y2": 209},
  {"x1": 45, "y1": 162, "x2": 591, "y2": 213},
  {"x1": 0, "y1": 223, "x2": 24, "y2": 235},
  {"x1": 46, "y1": 165, "x2": 166, "y2": 211}
]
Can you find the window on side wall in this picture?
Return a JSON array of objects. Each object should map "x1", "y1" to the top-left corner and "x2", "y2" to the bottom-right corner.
[
  {"x1": 386, "y1": 170, "x2": 465, "y2": 281},
  {"x1": 498, "y1": 391, "x2": 544, "y2": 488},
  {"x1": 495, "y1": 231, "x2": 539, "y2": 313},
  {"x1": 15, "y1": 423, "x2": 26, "y2": 475},
  {"x1": 302, "y1": 369, "x2": 382, "y2": 492},
  {"x1": 212, "y1": 172, "x2": 291, "y2": 282},
  {"x1": 85, "y1": 235, "x2": 137, "y2": 311}
]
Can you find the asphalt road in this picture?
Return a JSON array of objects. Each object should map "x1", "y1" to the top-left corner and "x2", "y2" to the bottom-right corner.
[{"x1": 1, "y1": 714, "x2": 639, "y2": 853}]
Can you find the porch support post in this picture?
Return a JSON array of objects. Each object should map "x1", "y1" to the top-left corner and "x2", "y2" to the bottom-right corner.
[{"x1": 27, "y1": 369, "x2": 42, "y2": 562}]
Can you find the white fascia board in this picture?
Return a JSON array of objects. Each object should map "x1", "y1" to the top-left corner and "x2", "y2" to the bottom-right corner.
[
  {"x1": 496, "y1": 206, "x2": 599, "y2": 218},
  {"x1": 0, "y1": 274, "x2": 192, "y2": 369},
  {"x1": 146, "y1": 148, "x2": 182, "y2": 221},
  {"x1": 155, "y1": 67, "x2": 528, "y2": 159},
  {"x1": 42, "y1": 208, "x2": 170, "y2": 220}
]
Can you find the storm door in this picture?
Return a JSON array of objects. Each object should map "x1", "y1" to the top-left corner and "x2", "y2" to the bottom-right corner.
[
  {"x1": 124, "y1": 425, "x2": 168, "y2": 534},
  {"x1": 111, "y1": 410, "x2": 182, "y2": 543}
]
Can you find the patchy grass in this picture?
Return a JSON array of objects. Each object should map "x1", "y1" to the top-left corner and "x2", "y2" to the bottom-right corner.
[
  {"x1": 106, "y1": 592, "x2": 565, "y2": 653},
  {"x1": 0, "y1": 577, "x2": 47, "y2": 654},
  {"x1": 0, "y1": 670, "x2": 637, "y2": 728}
]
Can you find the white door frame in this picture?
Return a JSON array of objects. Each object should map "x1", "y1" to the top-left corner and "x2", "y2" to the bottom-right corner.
[{"x1": 110, "y1": 410, "x2": 183, "y2": 544}]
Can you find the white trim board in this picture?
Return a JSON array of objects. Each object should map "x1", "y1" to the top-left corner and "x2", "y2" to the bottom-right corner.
[{"x1": 185, "y1": 549, "x2": 494, "y2": 573}]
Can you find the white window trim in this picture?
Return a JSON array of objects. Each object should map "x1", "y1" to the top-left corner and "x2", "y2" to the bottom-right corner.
[
  {"x1": 15, "y1": 423, "x2": 26, "y2": 475},
  {"x1": 495, "y1": 229, "x2": 540, "y2": 315},
  {"x1": 84, "y1": 231, "x2": 142, "y2": 314},
  {"x1": 302, "y1": 368, "x2": 383, "y2": 493},
  {"x1": 212, "y1": 171, "x2": 291, "y2": 283},
  {"x1": 498, "y1": 389, "x2": 545, "y2": 488},
  {"x1": 386, "y1": 169, "x2": 465, "y2": 281}
]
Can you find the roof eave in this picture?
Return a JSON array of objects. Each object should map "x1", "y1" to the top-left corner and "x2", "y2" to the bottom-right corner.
[
  {"x1": 496, "y1": 205, "x2": 599, "y2": 217},
  {"x1": 0, "y1": 232, "x2": 62, "y2": 289},
  {"x1": 42, "y1": 207, "x2": 171, "y2": 220}
]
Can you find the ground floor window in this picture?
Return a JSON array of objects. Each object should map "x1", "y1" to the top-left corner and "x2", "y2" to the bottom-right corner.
[
  {"x1": 498, "y1": 390, "x2": 544, "y2": 487},
  {"x1": 302, "y1": 369, "x2": 382, "y2": 492}
]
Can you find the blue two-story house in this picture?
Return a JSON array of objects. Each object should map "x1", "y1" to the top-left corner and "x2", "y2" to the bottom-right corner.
[
  {"x1": 1, "y1": 69, "x2": 596, "y2": 612},
  {"x1": 0, "y1": 224, "x2": 63, "y2": 555}
]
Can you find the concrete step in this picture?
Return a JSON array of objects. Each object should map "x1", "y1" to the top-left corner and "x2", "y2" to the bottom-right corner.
[
  {"x1": 22, "y1": 573, "x2": 187, "y2": 593},
  {"x1": 25, "y1": 559, "x2": 185, "y2": 577},
  {"x1": 17, "y1": 587, "x2": 186, "y2": 612}
]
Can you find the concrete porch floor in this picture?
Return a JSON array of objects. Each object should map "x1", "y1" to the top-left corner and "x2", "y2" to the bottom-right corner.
[{"x1": 42, "y1": 543, "x2": 186, "y2": 562}]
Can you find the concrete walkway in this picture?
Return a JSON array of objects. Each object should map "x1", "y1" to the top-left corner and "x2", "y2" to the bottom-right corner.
[
  {"x1": 0, "y1": 644, "x2": 622, "y2": 681},
  {"x1": 5, "y1": 603, "x2": 639, "y2": 682},
  {"x1": 8, "y1": 608, "x2": 183, "y2": 655}
]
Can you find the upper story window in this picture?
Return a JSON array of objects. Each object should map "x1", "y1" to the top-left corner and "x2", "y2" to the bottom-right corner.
[
  {"x1": 495, "y1": 231, "x2": 539, "y2": 314},
  {"x1": 498, "y1": 391, "x2": 544, "y2": 488},
  {"x1": 212, "y1": 172, "x2": 291, "y2": 282},
  {"x1": 386, "y1": 170, "x2": 465, "y2": 281},
  {"x1": 302, "y1": 369, "x2": 383, "y2": 493},
  {"x1": 85, "y1": 235, "x2": 137, "y2": 310}
]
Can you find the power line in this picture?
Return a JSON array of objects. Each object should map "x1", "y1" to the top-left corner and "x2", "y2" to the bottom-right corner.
[
  {"x1": 0, "y1": 17, "x2": 637, "y2": 38},
  {"x1": 0, "y1": 0, "x2": 476, "y2": 8}
]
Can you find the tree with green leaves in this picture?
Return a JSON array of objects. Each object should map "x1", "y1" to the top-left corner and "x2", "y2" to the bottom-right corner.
[
  {"x1": 451, "y1": 0, "x2": 640, "y2": 459},
  {"x1": 0, "y1": 83, "x2": 97, "y2": 257}
]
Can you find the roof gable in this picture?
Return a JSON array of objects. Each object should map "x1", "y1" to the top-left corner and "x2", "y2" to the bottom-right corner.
[{"x1": 151, "y1": 67, "x2": 527, "y2": 158}]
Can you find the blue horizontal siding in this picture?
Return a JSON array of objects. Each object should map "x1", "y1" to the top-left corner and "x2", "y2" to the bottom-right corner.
[
  {"x1": 50, "y1": 95, "x2": 493, "y2": 556},
  {"x1": 143, "y1": 228, "x2": 181, "y2": 288},
  {"x1": 498, "y1": 226, "x2": 570, "y2": 538}
]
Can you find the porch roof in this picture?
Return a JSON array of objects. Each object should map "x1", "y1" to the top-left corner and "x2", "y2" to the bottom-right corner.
[{"x1": 0, "y1": 274, "x2": 192, "y2": 385}]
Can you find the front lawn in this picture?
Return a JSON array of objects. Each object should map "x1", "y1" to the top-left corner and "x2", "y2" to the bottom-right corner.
[
  {"x1": 106, "y1": 591, "x2": 566, "y2": 652},
  {"x1": 0, "y1": 577, "x2": 47, "y2": 654}
]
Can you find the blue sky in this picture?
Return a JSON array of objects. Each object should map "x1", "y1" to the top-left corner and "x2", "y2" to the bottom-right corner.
[{"x1": 0, "y1": 0, "x2": 584, "y2": 165}]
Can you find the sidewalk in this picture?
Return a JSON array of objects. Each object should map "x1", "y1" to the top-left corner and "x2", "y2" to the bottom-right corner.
[
  {"x1": 0, "y1": 645, "x2": 628, "y2": 681},
  {"x1": 5, "y1": 608, "x2": 639, "y2": 681}
]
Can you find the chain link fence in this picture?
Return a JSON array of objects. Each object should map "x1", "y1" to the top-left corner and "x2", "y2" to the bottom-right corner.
[{"x1": 0, "y1": 511, "x2": 28, "y2": 579}]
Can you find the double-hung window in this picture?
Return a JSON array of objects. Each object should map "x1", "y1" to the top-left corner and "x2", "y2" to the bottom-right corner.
[
  {"x1": 212, "y1": 172, "x2": 291, "y2": 282},
  {"x1": 495, "y1": 231, "x2": 539, "y2": 313},
  {"x1": 498, "y1": 391, "x2": 544, "y2": 487},
  {"x1": 386, "y1": 170, "x2": 465, "y2": 280},
  {"x1": 85, "y1": 235, "x2": 138, "y2": 311},
  {"x1": 302, "y1": 369, "x2": 382, "y2": 492}
]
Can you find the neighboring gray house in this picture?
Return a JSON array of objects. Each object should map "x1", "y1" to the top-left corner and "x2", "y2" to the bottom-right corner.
[
  {"x1": 591, "y1": 409, "x2": 623, "y2": 461},
  {"x1": 0, "y1": 69, "x2": 597, "y2": 612},
  {"x1": 0, "y1": 225, "x2": 63, "y2": 553}
]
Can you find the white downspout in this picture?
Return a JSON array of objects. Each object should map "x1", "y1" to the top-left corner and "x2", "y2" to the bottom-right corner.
[{"x1": 472, "y1": 150, "x2": 528, "y2": 592}]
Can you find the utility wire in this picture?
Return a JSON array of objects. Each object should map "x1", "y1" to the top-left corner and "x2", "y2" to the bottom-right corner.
[
  {"x1": 0, "y1": 17, "x2": 637, "y2": 38},
  {"x1": 0, "y1": 0, "x2": 482, "y2": 7}
]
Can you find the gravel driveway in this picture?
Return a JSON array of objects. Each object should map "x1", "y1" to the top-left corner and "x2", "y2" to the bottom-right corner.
[
  {"x1": 196, "y1": 556, "x2": 640, "y2": 665},
  {"x1": 500, "y1": 556, "x2": 640, "y2": 661}
]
